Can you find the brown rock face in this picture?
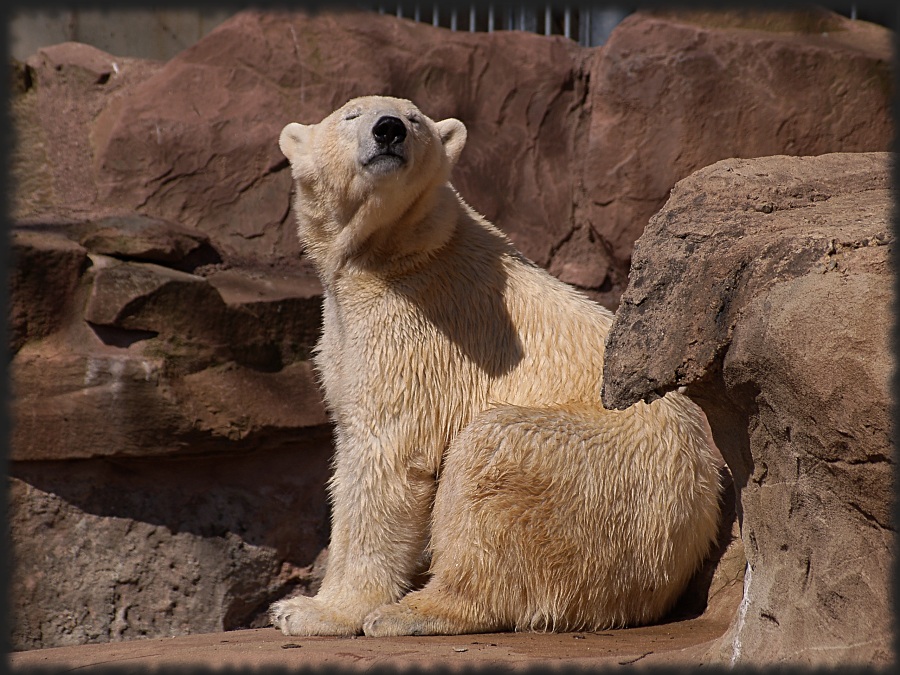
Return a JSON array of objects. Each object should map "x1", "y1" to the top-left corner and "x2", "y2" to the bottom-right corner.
[
  {"x1": 14, "y1": 8, "x2": 891, "y2": 308},
  {"x1": 583, "y1": 10, "x2": 893, "y2": 268},
  {"x1": 79, "y1": 214, "x2": 221, "y2": 270},
  {"x1": 8, "y1": 218, "x2": 332, "y2": 648},
  {"x1": 602, "y1": 152, "x2": 893, "y2": 666},
  {"x1": 11, "y1": 215, "x2": 328, "y2": 464},
  {"x1": 9, "y1": 230, "x2": 89, "y2": 353},
  {"x1": 89, "y1": 9, "x2": 594, "y2": 293},
  {"x1": 8, "y1": 6, "x2": 894, "y2": 654},
  {"x1": 9, "y1": 434, "x2": 332, "y2": 649}
]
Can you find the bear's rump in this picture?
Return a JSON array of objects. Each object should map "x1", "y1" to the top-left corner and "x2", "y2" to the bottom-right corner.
[{"x1": 427, "y1": 401, "x2": 721, "y2": 630}]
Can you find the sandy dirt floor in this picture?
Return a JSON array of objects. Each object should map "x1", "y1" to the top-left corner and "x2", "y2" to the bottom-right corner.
[{"x1": 9, "y1": 613, "x2": 728, "y2": 671}]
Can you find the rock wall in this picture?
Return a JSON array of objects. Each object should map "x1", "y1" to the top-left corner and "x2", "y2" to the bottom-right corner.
[
  {"x1": 8, "y1": 218, "x2": 334, "y2": 649},
  {"x1": 8, "y1": 7, "x2": 893, "y2": 654},
  {"x1": 602, "y1": 152, "x2": 894, "y2": 666},
  {"x1": 13, "y1": 8, "x2": 892, "y2": 307}
]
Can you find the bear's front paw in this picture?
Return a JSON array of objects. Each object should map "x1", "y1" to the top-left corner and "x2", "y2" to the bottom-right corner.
[
  {"x1": 269, "y1": 596, "x2": 361, "y2": 636},
  {"x1": 363, "y1": 603, "x2": 430, "y2": 637}
]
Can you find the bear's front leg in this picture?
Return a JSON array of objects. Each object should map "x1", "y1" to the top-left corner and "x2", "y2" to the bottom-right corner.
[{"x1": 270, "y1": 440, "x2": 436, "y2": 636}]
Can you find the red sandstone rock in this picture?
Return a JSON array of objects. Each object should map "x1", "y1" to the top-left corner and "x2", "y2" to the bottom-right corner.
[
  {"x1": 79, "y1": 214, "x2": 220, "y2": 270},
  {"x1": 12, "y1": 43, "x2": 162, "y2": 223},
  {"x1": 83, "y1": 8, "x2": 891, "y2": 307},
  {"x1": 9, "y1": 230, "x2": 89, "y2": 354},
  {"x1": 9, "y1": 433, "x2": 332, "y2": 649},
  {"x1": 582, "y1": 10, "x2": 892, "y2": 271},
  {"x1": 9, "y1": 216, "x2": 332, "y2": 646},
  {"x1": 90, "y1": 9, "x2": 590, "y2": 295}
]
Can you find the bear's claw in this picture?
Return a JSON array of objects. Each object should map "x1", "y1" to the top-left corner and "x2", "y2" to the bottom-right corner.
[{"x1": 269, "y1": 596, "x2": 361, "y2": 636}]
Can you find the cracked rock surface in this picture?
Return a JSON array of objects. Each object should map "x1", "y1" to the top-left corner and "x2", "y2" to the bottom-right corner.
[{"x1": 602, "y1": 152, "x2": 894, "y2": 666}]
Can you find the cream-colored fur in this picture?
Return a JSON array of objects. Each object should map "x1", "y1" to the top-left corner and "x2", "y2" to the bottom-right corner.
[{"x1": 269, "y1": 96, "x2": 721, "y2": 637}]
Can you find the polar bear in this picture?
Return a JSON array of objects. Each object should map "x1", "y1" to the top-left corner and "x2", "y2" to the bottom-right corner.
[{"x1": 270, "y1": 95, "x2": 721, "y2": 637}]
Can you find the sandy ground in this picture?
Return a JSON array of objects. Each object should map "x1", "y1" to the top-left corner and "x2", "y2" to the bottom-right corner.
[{"x1": 9, "y1": 613, "x2": 728, "y2": 671}]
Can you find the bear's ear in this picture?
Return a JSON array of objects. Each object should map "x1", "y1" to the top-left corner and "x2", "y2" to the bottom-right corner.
[
  {"x1": 279, "y1": 122, "x2": 313, "y2": 164},
  {"x1": 435, "y1": 118, "x2": 467, "y2": 168}
]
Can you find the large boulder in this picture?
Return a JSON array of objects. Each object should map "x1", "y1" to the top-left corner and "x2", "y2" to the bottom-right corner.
[
  {"x1": 89, "y1": 9, "x2": 594, "y2": 293},
  {"x1": 581, "y1": 9, "x2": 893, "y2": 270},
  {"x1": 7, "y1": 6, "x2": 894, "y2": 653},
  {"x1": 10, "y1": 215, "x2": 328, "y2": 463},
  {"x1": 602, "y1": 151, "x2": 893, "y2": 666}
]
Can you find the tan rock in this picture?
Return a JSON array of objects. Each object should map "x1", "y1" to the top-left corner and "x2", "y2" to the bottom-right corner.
[{"x1": 602, "y1": 151, "x2": 893, "y2": 666}]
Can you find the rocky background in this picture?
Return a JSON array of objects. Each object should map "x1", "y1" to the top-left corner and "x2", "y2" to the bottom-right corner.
[{"x1": 7, "y1": 6, "x2": 893, "y2": 665}]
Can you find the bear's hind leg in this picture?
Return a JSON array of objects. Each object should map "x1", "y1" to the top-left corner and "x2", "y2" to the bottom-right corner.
[
  {"x1": 362, "y1": 401, "x2": 721, "y2": 636},
  {"x1": 367, "y1": 406, "x2": 561, "y2": 637},
  {"x1": 362, "y1": 588, "x2": 501, "y2": 637}
]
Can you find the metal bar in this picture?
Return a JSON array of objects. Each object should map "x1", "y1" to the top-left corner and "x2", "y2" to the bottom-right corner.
[
  {"x1": 519, "y1": 7, "x2": 537, "y2": 33},
  {"x1": 385, "y1": 2, "x2": 619, "y2": 41},
  {"x1": 581, "y1": 6, "x2": 591, "y2": 46}
]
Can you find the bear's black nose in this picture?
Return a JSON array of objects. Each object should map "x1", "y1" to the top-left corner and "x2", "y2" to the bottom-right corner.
[{"x1": 372, "y1": 116, "x2": 407, "y2": 146}]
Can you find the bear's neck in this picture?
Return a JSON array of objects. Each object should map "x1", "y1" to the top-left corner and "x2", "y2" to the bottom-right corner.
[{"x1": 302, "y1": 183, "x2": 461, "y2": 285}]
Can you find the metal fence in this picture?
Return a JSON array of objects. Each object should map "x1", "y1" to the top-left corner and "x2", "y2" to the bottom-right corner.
[{"x1": 375, "y1": 4, "x2": 630, "y2": 46}]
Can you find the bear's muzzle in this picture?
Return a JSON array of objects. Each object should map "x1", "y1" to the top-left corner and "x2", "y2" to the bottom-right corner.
[
  {"x1": 360, "y1": 115, "x2": 408, "y2": 174},
  {"x1": 372, "y1": 116, "x2": 407, "y2": 146}
]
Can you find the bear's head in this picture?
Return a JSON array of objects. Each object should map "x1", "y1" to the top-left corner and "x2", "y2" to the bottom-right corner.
[{"x1": 280, "y1": 96, "x2": 467, "y2": 276}]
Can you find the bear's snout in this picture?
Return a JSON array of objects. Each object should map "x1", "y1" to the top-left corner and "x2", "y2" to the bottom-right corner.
[
  {"x1": 372, "y1": 116, "x2": 407, "y2": 147},
  {"x1": 359, "y1": 114, "x2": 410, "y2": 174}
]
